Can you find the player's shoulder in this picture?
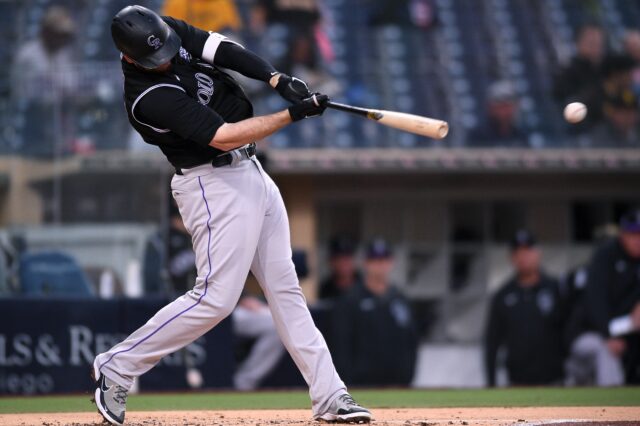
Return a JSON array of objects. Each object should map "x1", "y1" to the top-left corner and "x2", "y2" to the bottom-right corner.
[
  {"x1": 122, "y1": 65, "x2": 184, "y2": 107},
  {"x1": 122, "y1": 60, "x2": 179, "y2": 89},
  {"x1": 495, "y1": 277, "x2": 518, "y2": 294},
  {"x1": 592, "y1": 237, "x2": 622, "y2": 262}
]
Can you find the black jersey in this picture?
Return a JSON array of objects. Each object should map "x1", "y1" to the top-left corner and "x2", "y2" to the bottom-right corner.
[
  {"x1": 122, "y1": 17, "x2": 254, "y2": 168},
  {"x1": 584, "y1": 238, "x2": 640, "y2": 337},
  {"x1": 484, "y1": 274, "x2": 567, "y2": 386}
]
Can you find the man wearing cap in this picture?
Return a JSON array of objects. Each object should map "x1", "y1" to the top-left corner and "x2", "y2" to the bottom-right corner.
[
  {"x1": 469, "y1": 80, "x2": 529, "y2": 147},
  {"x1": 318, "y1": 236, "x2": 362, "y2": 302},
  {"x1": 485, "y1": 230, "x2": 566, "y2": 386},
  {"x1": 331, "y1": 238, "x2": 417, "y2": 386},
  {"x1": 579, "y1": 209, "x2": 640, "y2": 384},
  {"x1": 590, "y1": 54, "x2": 640, "y2": 146},
  {"x1": 11, "y1": 5, "x2": 78, "y2": 156}
]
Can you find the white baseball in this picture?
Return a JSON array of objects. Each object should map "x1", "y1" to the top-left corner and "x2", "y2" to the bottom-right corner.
[
  {"x1": 564, "y1": 102, "x2": 587, "y2": 124},
  {"x1": 186, "y1": 368, "x2": 203, "y2": 388}
]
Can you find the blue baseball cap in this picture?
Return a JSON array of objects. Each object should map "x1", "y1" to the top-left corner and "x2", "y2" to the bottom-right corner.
[
  {"x1": 329, "y1": 235, "x2": 356, "y2": 257},
  {"x1": 510, "y1": 229, "x2": 537, "y2": 250},
  {"x1": 366, "y1": 238, "x2": 392, "y2": 259}
]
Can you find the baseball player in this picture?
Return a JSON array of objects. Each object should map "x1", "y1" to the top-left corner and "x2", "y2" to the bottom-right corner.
[{"x1": 92, "y1": 5, "x2": 371, "y2": 425}]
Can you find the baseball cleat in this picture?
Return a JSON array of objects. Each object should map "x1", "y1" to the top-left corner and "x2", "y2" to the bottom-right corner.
[
  {"x1": 92, "y1": 368, "x2": 128, "y2": 425},
  {"x1": 315, "y1": 393, "x2": 372, "y2": 423}
]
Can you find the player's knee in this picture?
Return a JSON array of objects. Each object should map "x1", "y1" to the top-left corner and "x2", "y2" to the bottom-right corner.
[{"x1": 201, "y1": 294, "x2": 238, "y2": 318}]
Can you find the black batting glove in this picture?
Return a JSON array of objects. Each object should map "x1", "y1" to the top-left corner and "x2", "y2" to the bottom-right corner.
[
  {"x1": 274, "y1": 73, "x2": 311, "y2": 104},
  {"x1": 288, "y1": 93, "x2": 329, "y2": 122}
]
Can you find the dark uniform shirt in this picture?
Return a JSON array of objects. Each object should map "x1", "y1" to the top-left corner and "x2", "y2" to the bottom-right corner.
[
  {"x1": 484, "y1": 273, "x2": 566, "y2": 386},
  {"x1": 318, "y1": 271, "x2": 363, "y2": 302},
  {"x1": 331, "y1": 282, "x2": 417, "y2": 386},
  {"x1": 122, "y1": 17, "x2": 255, "y2": 168},
  {"x1": 585, "y1": 238, "x2": 640, "y2": 335},
  {"x1": 584, "y1": 238, "x2": 640, "y2": 383}
]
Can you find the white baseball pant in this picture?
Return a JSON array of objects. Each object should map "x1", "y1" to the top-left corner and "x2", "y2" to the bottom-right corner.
[{"x1": 94, "y1": 155, "x2": 346, "y2": 415}]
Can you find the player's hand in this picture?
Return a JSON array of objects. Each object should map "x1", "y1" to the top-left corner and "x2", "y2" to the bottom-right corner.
[
  {"x1": 606, "y1": 338, "x2": 626, "y2": 357},
  {"x1": 288, "y1": 93, "x2": 329, "y2": 122},
  {"x1": 272, "y1": 73, "x2": 311, "y2": 104}
]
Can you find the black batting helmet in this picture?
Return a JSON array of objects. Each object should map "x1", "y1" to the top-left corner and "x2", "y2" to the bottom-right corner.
[{"x1": 111, "y1": 5, "x2": 181, "y2": 69}]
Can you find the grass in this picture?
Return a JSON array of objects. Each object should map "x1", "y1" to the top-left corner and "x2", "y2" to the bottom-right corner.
[{"x1": 0, "y1": 387, "x2": 639, "y2": 414}]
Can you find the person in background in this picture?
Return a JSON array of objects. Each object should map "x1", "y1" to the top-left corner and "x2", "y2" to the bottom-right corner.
[
  {"x1": 167, "y1": 201, "x2": 197, "y2": 294},
  {"x1": 11, "y1": 5, "x2": 77, "y2": 102},
  {"x1": 623, "y1": 30, "x2": 640, "y2": 97},
  {"x1": 484, "y1": 230, "x2": 566, "y2": 387},
  {"x1": 578, "y1": 209, "x2": 640, "y2": 385},
  {"x1": 553, "y1": 23, "x2": 606, "y2": 130},
  {"x1": 591, "y1": 55, "x2": 639, "y2": 146},
  {"x1": 162, "y1": 0, "x2": 242, "y2": 35},
  {"x1": 469, "y1": 80, "x2": 529, "y2": 147},
  {"x1": 367, "y1": 0, "x2": 437, "y2": 29},
  {"x1": 11, "y1": 5, "x2": 78, "y2": 156},
  {"x1": 318, "y1": 235, "x2": 362, "y2": 302},
  {"x1": 331, "y1": 238, "x2": 417, "y2": 386},
  {"x1": 250, "y1": 0, "x2": 321, "y2": 38},
  {"x1": 232, "y1": 279, "x2": 286, "y2": 391},
  {"x1": 280, "y1": 32, "x2": 341, "y2": 99}
]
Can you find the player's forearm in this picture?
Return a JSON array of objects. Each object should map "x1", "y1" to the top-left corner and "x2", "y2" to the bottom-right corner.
[{"x1": 209, "y1": 110, "x2": 291, "y2": 151}]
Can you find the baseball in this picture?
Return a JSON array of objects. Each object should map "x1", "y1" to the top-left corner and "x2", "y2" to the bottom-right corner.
[
  {"x1": 563, "y1": 102, "x2": 587, "y2": 124},
  {"x1": 186, "y1": 368, "x2": 203, "y2": 388}
]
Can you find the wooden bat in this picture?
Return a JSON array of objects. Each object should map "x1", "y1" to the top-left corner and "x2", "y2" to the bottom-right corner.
[{"x1": 325, "y1": 101, "x2": 449, "y2": 139}]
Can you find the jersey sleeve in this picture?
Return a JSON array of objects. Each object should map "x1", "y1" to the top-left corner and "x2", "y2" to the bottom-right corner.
[
  {"x1": 584, "y1": 246, "x2": 613, "y2": 337},
  {"x1": 134, "y1": 86, "x2": 224, "y2": 147},
  {"x1": 162, "y1": 16, "x2": 239, "y2": 65},
  {"x1": 484, "y1": 291, "x2": 505, "y2": 387},
  {"x1": 214, "y1": 41, "x2": 277, "y2": 82}
]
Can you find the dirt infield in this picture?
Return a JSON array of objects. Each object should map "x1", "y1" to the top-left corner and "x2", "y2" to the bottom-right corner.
[{"x1": 1, "y1": 407, "x2": 639, "y2": 426}]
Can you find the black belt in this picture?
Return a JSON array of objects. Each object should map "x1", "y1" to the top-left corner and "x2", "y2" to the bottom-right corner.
[{"x1": 175, "y1": 143, "x2": 256, "y2": 175}]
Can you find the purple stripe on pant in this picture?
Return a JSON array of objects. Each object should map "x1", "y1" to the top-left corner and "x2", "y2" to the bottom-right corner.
[{"x1": 98, "y1": 176, "x2": 213, "y2": 373}]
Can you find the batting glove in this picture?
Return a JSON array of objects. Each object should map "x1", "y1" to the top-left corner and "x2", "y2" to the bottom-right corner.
[
  {"x1": 288, "y1": 93, "x2": 329, "y2": 121},
  {"x1": 274, "y1": 73, "x2": 311, "y2": 104}
]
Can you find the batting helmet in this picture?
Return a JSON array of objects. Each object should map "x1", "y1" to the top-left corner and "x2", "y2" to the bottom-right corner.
[{"x1": 111, "y1": 5, "x2": 181, "y2": 69}]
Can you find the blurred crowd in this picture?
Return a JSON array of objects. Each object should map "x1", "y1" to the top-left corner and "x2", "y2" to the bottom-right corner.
[
  {"x1": 485, "y1": 209, "x2": 640, "y2": 387},
  {"x1": 6, "y1": 0, "x2": 640, "y2": 154},
  {"x1": 553, "y1": 24, "x2": 640, "y2": 147},
  {"x1": 472, "y1": 23, "x2": 640, "y2": 148},
  {"x1": 5, "y1": 0, "x2": 437, "y2": 155}
]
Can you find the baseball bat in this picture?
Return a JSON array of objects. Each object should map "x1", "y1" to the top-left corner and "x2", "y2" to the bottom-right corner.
[{"x1": 325, "y1": 101, "x2": 449, "y2": 139}]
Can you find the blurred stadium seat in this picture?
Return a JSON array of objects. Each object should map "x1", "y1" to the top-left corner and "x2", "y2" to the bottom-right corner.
[{"x1": 19, "y1": 251, "x2": 94, "y2": 297}]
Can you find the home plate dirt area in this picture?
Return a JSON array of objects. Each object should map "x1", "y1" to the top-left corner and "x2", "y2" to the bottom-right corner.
[{"x1": 1, "y1": 407, "x2": 639, "y2": 426}]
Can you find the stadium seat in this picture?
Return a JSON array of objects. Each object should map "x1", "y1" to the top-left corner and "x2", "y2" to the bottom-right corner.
[{"x1": 19, "y1": 251, "x2": 95, "y2": 297}]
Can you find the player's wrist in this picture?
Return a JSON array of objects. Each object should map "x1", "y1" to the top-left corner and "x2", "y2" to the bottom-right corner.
[{"x1": 269, "y1": 72, "x2": 281, "y2": 88}]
